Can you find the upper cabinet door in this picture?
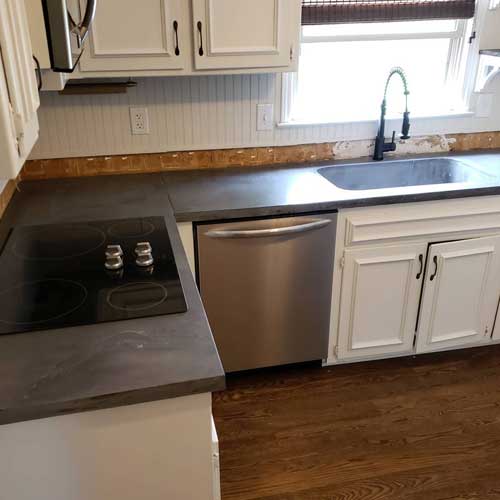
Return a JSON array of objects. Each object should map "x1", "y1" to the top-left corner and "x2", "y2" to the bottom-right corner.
[
  {"x1": 0, "y1": 0, "x2": 40, "y2": 179},
  {"x1": 336, "y1": 242, "x2": 426, "y2": 361},
  {"x1": 78, "y1": 0, "x2": 188, "y2": 72},
  {"x1": 192, "y1": 0, "x2": 301, "y2": 71},
  {"x1": 416, "y1": 236, "x2": 500, "y2": 354}
]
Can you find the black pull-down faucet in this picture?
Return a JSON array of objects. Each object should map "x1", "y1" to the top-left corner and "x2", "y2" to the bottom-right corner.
[{"x1": 373, "y1": 67, "x2": 411, "y2": 161}]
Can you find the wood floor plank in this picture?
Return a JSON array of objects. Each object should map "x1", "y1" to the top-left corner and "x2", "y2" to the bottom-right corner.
[{"x1": 213, "y1": 345, "x2": 500, "y2": 500}]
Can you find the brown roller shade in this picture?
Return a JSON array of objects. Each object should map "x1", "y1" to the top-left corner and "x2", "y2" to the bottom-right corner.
[{"x1": 302, "y1": 0, "x2": 476, "y2": 24}]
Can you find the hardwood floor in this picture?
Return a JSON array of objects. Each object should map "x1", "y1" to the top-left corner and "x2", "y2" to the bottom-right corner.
[{"x1": 212, "y1": 346, "x2": 500, "y2": 500}]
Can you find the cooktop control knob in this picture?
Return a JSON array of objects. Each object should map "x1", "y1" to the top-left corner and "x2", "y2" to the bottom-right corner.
[
  {"x1": 135, "y1": 242, "x2": 154, "y2": 267},
  {"x1": 136, "y1": 253, "x2": 154, "y2": 267},
  {"x1": 105, "y1": 255, "x2": 124, "y2": 270},
  {"x1": 135, "y1": 242, "x2": 152, "y2": 256},
  {"x1": 106, "y1": 244, "x2": 123, "y2": 259}
]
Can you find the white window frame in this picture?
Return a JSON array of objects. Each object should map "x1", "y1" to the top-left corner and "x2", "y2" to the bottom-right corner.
[{"x1": 280, "y1": 1, "x2": 492, "y2": 128}]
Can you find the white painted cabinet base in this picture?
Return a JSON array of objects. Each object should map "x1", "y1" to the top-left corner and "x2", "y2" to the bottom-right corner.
[
  {"x1": 0, "y1": 393, "x2": 219, "y2": 500},
  {"x1": 328, "y1": 196, "x2": 500, "y2": 366}
]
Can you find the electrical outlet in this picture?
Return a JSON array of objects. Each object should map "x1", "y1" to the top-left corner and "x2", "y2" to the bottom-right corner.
[
  {"x1": 129, "y1": 107, "x2": 150, "y2": 135},
  {"x1": 257, "y1": 103, "x2": 274, "y2": 131}
]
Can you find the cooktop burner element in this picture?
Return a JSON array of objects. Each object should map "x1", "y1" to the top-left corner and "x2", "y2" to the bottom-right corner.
[
  {"x1": 0, "y1": 217, "x2": 187, "y2": 336},
  {"x1": 108, "y1": 219, "x2": 155, "y2": 239},
  {"x1": 12, "y1": 224, "x2": 106, "y2": 260},
  {"x1": 0, "y1": 279, "x2": 88, "y2": 325},
  {"x1": 107, "y1": 282, "x2": 168, "y2": 311}
]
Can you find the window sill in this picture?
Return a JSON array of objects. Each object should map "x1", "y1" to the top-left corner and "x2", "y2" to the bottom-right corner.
[{"x1": 277, "y1": 111, "x2": 475, "y2": 128}]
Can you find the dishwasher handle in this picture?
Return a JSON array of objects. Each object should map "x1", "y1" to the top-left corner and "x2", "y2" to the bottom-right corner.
[{"x1": 204, "y1": 219, "x2": 332, "y2": 239}]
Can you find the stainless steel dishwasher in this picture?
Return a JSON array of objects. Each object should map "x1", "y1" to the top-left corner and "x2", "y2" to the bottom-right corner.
[{"x1": 196, "y1": 214, "x2": 337, "y2": 372}]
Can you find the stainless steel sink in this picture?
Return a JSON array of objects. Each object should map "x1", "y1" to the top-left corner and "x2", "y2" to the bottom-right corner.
[{"x1": 318, "y1": 158, "x2": 493, "y2": 191}]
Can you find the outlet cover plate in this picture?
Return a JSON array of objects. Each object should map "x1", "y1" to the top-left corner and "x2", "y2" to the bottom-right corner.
[
  {"x1": 257, "y1": 103, "x2": 274, "y2": 131},
  {"x1": 130, "y1": 107, "x2": 150, "y2": 135}
]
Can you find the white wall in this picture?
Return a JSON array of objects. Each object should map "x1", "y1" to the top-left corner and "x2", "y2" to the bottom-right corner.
[
  {"x1": 480, "y1": 8, "x2": 500, "y2": 49},
  {"x1": 31, "y1": 69, "x2": 500, "y2": 160}
]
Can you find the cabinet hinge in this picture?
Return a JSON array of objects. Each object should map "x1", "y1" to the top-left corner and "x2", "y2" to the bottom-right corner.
[
  {"x1": 339, "y1": 256, "x2": 345, "y2": 269},
  {"x1": 485, "y1": 326, "x2": 489, "y2": 336},
  {"x1": 333, "y1": 345, "x2": 338, "y2": 357},
  {"x1": 469, "y1": 31, "x2": 476, "y2": 44},
  {"x1": 7, "y1": 102, "x2": 20, "y2": 156},
  {"x1": 290, "y1": 44, "x2": 294, "y2": 61}
]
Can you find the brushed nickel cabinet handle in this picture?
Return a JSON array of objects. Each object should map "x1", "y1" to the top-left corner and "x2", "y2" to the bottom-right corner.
[{"x1": 205, "y1": 219, "x2": 331, "y2": 239}]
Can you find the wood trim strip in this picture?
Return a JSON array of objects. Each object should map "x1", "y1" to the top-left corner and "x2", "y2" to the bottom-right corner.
[
  {"x1": 19, "y1": 132, "x2": 500, "y2": 182},
  {"x1": 20, "y1": 143, "x2": 334, "y2": 181}
]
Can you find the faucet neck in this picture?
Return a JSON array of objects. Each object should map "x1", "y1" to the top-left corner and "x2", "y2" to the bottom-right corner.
[{"x1": 383, "y1": 66, "x2": 410, "y2": 113}]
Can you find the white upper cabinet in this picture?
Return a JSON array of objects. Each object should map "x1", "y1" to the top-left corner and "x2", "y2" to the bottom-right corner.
[
  {"x1": 416, "y1": 236, "x2": 500, "y2": 353},
  {"x1": 191, "y1": 0, "x2": 300, "y2": 71},
  {"x1": 0, "y1": 0, "x2": 40, "y2": 179},
  {"x1": 336, "y1": 242, "x2": 426, "y2": 361},
  {"x1": 76, "y1": 0, "x2": 300, "y2": 75},
  {"x1": 78, "y1": 0, "x2": 189, "y2": 72}
]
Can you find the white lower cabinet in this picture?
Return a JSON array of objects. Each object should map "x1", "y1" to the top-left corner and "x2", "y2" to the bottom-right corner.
[
  {"x1": 416, "y1": 236, "x2": 500, "y2": 353},
  {"x1": 337, "y1": 242, "x2": 426, "y2": 360},
  {"x1": 332, "y1": 199, "x2": 500, "y2": 364}
]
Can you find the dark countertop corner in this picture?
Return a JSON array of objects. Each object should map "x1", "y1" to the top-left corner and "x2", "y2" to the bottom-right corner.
[{"x1": 0, "y1": 176, "x2": 224, "y2": 426}]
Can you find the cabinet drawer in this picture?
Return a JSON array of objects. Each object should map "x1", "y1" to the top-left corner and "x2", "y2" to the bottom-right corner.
[{"x1": 341, "y1": 196, "x2": 500, "y2": 246}]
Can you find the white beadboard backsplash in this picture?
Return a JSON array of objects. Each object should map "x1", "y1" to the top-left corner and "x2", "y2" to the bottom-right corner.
[{"x1": 31, "y1": 73, "x2": 500, "y2": 160}]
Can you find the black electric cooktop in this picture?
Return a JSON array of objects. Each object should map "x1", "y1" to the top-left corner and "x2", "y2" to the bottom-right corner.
[{"x1": 0, "y1": 217, "x2": 187, "y2": 336}]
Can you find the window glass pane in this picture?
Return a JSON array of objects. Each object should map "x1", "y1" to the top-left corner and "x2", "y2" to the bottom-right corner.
[
  {"x1": 476, "y1": 55, "x2": 500, "y2": 91},
  {"x1": 303, "y1": 20, "x2": 458, "y2": 37},
  {"x1": 291, "y1": 38, "x2": 461, "y2": 123}
]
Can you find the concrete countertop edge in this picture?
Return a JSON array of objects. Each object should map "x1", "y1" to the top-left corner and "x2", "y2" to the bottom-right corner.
[{"x1": 0, "y1": 376, "x2": 225, "y2": 426}]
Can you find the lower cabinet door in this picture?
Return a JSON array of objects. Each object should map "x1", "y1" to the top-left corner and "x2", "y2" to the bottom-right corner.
[
  {"x1": 337, "y1": 242, "x2": 427, "y2": 360},
  {"x1": 416, "y1": 236, "x2": 500, "y2": 353}
]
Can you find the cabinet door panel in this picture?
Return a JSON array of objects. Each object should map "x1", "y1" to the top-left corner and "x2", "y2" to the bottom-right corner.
[
  {"x1": 0, "y1": 0, "x2": 39, "y2": 178},
  {"x1": 192, "y1": 0, "x2": 300, "y2": 70},
  {"x1": 337, "y1": 243, "x2": 426, "y2": 360},
  {"x1": 416, "y1": 236, "x2": 500, "y2": 353},
  {"x1": 79, "y1": 0, "x2": 187, "y2": 72}
]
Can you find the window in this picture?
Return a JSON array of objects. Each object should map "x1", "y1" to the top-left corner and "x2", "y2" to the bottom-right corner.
[
  {"x1": 284, "y1": 0, "x2": 479, "y2": 125},
  {"x1": 285, "y1": 19, "x2": 473, "y2": 124}
]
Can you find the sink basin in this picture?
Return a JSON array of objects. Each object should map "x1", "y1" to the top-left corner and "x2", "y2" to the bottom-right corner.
[{"x1": 318, "y1": 158, "x2": 493, "y2": 191}]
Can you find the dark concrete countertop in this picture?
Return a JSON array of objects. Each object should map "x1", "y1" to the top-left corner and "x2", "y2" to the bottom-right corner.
[
  {"x1": 0, "y1": 175, "x2": 224, "y2": 425},
  {"x1": 1, "y1": 149, "x2": 500, "y2": 425},
  {"x1": 164, "y1": 150, "x2": 500, "y2": 222}
]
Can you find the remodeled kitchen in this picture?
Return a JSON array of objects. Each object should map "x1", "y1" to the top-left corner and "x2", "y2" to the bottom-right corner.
[{"x1": 1, "y1": 1, "x2": 500, "y2": 499}]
